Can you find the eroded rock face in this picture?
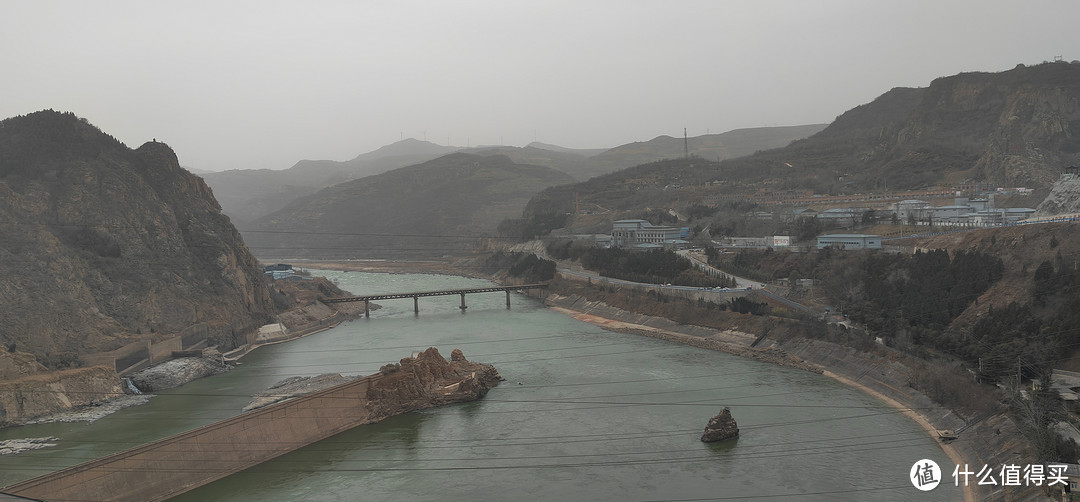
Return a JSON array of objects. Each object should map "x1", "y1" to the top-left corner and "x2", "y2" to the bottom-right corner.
[
  {"x1": 701, "y1": 407, "x2": 739, "y2": 442},
  {"x1": 0, "y1": 111, "x2": 275, "y2": 359},
  {"x1": 0, "y1": 366, "x2": 123, "y2": 427},
  {"x1": 241, "y1": 348, "x2": 502, "y2": 421},
  {"x1": 1035, "y1": 175, "x2": 1080, "y2": 217},
  {"x1": 365, "y1": 347, "x2": 502, "y2": 418},
  {"x1": 127, "y1": 357, "x2": 230, "y2": 393}
]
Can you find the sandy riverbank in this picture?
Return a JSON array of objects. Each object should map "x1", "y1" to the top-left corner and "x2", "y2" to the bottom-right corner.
[
  {"x1": 549, "y1": 302, "x2": 980, "y2": 502},
  {"x1": 821, "y1": 370, "x2": 976, "y2": 502}
]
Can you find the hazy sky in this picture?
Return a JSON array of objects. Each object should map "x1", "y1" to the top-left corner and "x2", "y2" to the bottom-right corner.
[{"x1": 2, "y1": 1, "x2": 1076, "y2": 171}]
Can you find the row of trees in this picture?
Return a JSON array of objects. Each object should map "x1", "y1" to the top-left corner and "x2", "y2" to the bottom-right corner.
[
  {"x1": 546, "y1": 240, "x2": 735, "y2": 288},
  {"x1": 959, "y1": 257, "x2": 1080, "y2": 382}
]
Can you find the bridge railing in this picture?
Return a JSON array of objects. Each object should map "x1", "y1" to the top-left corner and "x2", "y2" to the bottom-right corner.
[{"x1": 324, "y1": 284, "x2": 548, "y2": 317}]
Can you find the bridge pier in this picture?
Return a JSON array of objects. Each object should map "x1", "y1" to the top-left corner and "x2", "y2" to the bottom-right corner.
[{"x1": 324, "y1": 284, "x2": 548, "y2": 317}]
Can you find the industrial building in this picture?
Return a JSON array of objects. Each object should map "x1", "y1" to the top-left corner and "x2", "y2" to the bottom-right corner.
[
  {"x1": 816, "y1": 234, "x2": 882, "y2": 250},
  {"x1": 611, "y1": 220, "x2": 689, "y2": 249}
]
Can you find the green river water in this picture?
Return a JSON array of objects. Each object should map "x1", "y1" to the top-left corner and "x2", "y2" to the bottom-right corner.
[{"x1": 0, "y1": 271, "x2": 960, "y2": 501}]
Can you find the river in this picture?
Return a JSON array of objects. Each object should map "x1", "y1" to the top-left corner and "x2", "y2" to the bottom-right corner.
[{"x1": 0, "y1": 271, "x2": 960, "y2": 501}]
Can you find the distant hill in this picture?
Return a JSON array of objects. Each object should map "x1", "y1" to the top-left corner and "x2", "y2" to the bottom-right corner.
[
  {"x1": 526, "y1": 142, "x2": 608, "y2": 157},
  {"x1": 183, "y1": 166, "x2": 213, "y2": 175},
  {"x1": 520, "y1": 62, "x2": 1080, "y2": 234},
  {"x1": 242, "y1": 153, "x2": 576, "y2": 259},
  {"x1": 587, "y1": 125, "x2": 828, "y2": 177},
  {"x1": 201, "y1": 138, "x2": 459, "y2": 224},
  {"x1": 472, "y1": 126, "x2": 826, "y2": 182},
  {"x1": 719, "y1": 62, "x2": 1080, "y2": 192},
  {"x1": 202, "y1": 126, "x2": 825, "y2": 225},
  {"x1": 0, "y1": 110, "x2": 275, "y2": 360},
  {"x1": 462, "y1": 145, "x2": 599, "y2": 181}
]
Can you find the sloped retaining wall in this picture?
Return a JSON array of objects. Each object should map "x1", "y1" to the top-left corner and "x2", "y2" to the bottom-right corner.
[{"x1": 2, "y1": 348, "x2": 500, "y2": 502}]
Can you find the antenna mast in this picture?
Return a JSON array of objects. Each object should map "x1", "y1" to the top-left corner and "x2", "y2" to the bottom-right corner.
[{"x1": 684, "y1": 128, "x2": 689, "y2": 159}]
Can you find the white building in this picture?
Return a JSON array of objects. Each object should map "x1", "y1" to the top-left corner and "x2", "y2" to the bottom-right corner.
[
  {"x1": 894, "y1": 196, "x2": 1034, "y2": 227},
  {"x1": 894, "y1": 200, "x2": 932, "y2": 221},
  {"x1": 611, "y1": 220, "x2": 684, "y2": 248}
]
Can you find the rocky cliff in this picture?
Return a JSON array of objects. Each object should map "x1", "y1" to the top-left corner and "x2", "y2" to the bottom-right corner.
[
  {"x1": 0, "y1": 110, "x2": 276, "y2": 362},
  {"x1": 905, "y1": 63, "x2": 1080, "y2": 187},
  {"x1": 243, "y1": 347, "x2": 502, "y2": 414},
  {"x1": 821, "y1": 62, "x2": 1080, "y2": 190},
  {"x1": 1034, "y1": 174, "x2": 1080, "y2": 216},
  {"x1": 524, "y1": 63, "x2": 1080, "y2": 222},
  {"x1": 368, "y1": 347, "x2": 502, "y2": 416},
  {"x1": 0, "y1": 366, "x2": 123, "y2": 426}
]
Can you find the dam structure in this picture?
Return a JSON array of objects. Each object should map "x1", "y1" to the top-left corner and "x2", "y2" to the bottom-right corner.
[{"x1": 1, "y1": 348, "x2": 500, "y2": 502}]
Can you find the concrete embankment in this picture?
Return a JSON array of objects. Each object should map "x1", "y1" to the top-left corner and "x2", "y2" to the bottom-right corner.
[
  {"x1": 543, "y1": 292, "x2": 1043, "y2": 502},
  {"x1": 2, "y1": 348, "x2": 501, "y2": 502},
  {"x1": 0, "y1": 366, "x2": 124, "y2": 428},
  {"x1": 223, "y1": 302, "x2": 366, "y2": 361},
  {"x1": 0, "y1": 293, "x2": 365, "y2": 428},
  {"x1": 776, "y1": 339, "x2": 1041, "y2": 502}
]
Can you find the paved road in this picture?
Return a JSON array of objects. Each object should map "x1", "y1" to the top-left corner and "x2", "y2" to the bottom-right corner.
[
  {"x1": 676, "y1": 249, "x2": 758, "y2": 289},
  {"x1": 557, "y1": 254, "x2": 820, "y2": 317},
  {"x1": 677, "y1": 250, "x2": 820, "y2": 315}
]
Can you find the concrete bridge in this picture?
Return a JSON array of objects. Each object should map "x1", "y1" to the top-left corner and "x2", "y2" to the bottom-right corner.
[{"x1": 324, "y1": 283, "x2": 548, "y2": 317}]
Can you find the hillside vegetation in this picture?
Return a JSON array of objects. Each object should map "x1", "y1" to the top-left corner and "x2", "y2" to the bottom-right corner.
[
  {"x1": 0, "y1": 110, "x2": 275, "y2": 363},
  {"x1": 243, "y1": 153, "x2": 576, "y2": 259},
  {"x1": 514, "y1": 62, "x2": 1080, "y2": 238},
  {"x1": 713, "y1": 223, "x2": 1080, "y2": 383},
  {"x1": 201, "y1": 138, "x2": 459, "y2": 224},
  {"x1": 201, "y1": 125, "x2": 824, "y2": 226}
]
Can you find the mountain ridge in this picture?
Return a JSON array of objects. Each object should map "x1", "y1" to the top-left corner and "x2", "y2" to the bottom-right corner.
[
  {"x1": 0, "y1": 110, "x2": 275, "y2": 361},
  {"x1": 201, "y1": 125, "x2": 824, "y2": 225},
  {"x1": 518, "y1": 62, "x2": 1080, "y2": 235},
  {"x1": 243, "y1": 152, "x2": 576, "y2": 259}
]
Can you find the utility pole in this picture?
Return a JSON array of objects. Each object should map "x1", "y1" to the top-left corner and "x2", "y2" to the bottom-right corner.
[
  {"x1": 1017, "y1": 357, "x2": 1022, "y2": 390},
  {"x1": 684, "y1": 128, "x2": 689, "y2": 159}
]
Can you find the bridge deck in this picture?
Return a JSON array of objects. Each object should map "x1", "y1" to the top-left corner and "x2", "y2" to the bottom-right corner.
[{"x1": 324, "y1": 284, "x2": 548, "y2": 303}]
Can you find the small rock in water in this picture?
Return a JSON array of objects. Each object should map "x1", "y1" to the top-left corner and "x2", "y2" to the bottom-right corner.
[{"x1": 701, "y1": 407, "x2": 739, "y2": 442}]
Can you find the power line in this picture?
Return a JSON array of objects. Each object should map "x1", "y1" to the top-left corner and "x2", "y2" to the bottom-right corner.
[{"x1": 0, "y1": 435, "x2": 933, "y2": 470}]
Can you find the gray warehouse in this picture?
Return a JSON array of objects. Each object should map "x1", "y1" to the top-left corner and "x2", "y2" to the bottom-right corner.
[{"x1": 816, "y1": 234, "x2": 882, "y2": 250}]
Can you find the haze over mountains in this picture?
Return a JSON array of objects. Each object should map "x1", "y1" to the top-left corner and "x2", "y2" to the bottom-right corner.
[
  {"x1": 0, "y1": 61, "x2": 1076, "y2": 380},
  {"x1": 242, "y1": 153, "x2": 576, "y2": 259},
  {"x1": 240, "y1": 62, "x2": 1080, "y2": 259},
  {"x1": 523, "y1": 62, "x2": 1080, "y2": 231},
  {"x1": 201, "y1": 126, "x2": 825, "y2": 225}
]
